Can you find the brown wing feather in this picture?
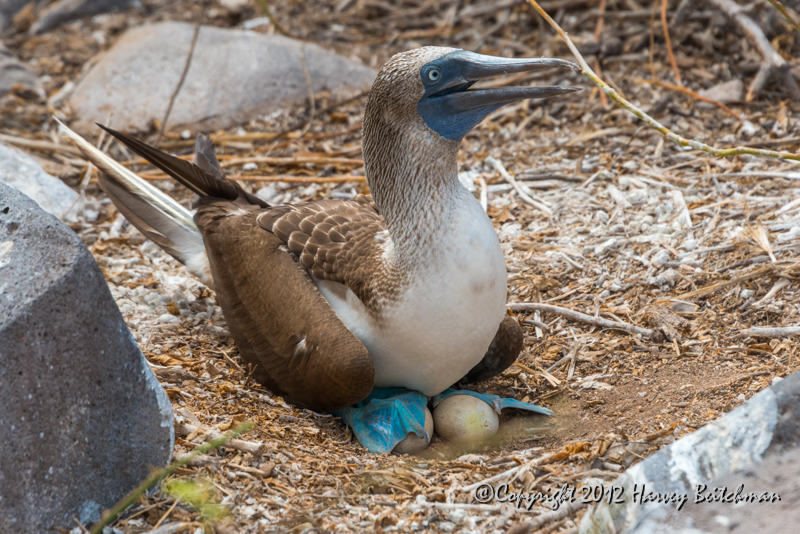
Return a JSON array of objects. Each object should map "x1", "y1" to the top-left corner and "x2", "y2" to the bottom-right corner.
[
  {"x1": 97, "y1": 124, "x2": 268, "y2": 209},
  {"x1": 256, "y1": 196, "x2": 393, "y2": 313},
  {"x1": 195, "y1": 206, "x2": 374, "y2": 411}
]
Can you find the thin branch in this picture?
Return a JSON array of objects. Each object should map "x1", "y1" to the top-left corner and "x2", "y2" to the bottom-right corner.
[
  {"x1": 766, "y1": 0, "x2": 800, "y2": 33},
  {"x1": 634, "y1": 77, "x2": 744, "y2": 120},
  {"x1": 661, "y1": 0, "x2": 682, "y2": 84},
  {"x1": 258, "y1": 90, "x2": 369, "y2": 156},
  {"x1": 507, "y1": 302, "x2": 654, "y2": 338},
  {"x1": 487, "y1": 157, "x2": 552, "y2": 215},
  {"x1": 733, "y1": 326, "x2": 800, "y2": 339},
  {"x1": 141, "y1": 174, "x2": 366, "y2": 183},
  {"x1": 157, "y1": 23, "x2": 201, "y2": 146},
  {"x1": 298, "y1": 43, "x2": 316, "y2": 139},
  {"x1": 527, "y1": 0, "x2": 800, "y2": 163},
  {"x1": 594, "y1": 0, "x2": 607, "y2": 41},
  {"x1": 254, "y1": 0, "x2": 302, "y2": 39},
  {"x1": 649, "y1": 0, "x2": 659, "y2": 79},
  {"x1": 503, "y1": 501, "x2": 588, "y2": 534},
  {"x1": 706, "y1": 0, "x2": 800, "y2": 100},
  {"x1": 175, "y1": 422, "x2": 265, "y2": 456}
]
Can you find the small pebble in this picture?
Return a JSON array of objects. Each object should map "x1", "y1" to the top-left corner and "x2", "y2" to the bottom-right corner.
[
  {"x1": 622, "y1": 160, "x2": 639, "y2": 171},
  {"x1": 157, "y1": 313, "x2": 181, "y2": 324},
  {"x1": 777, "y1": 226, "x2": 800, "y2": 242},
  {"x1": 651, "y1": 249, "x2": 671, "y2": 267}
]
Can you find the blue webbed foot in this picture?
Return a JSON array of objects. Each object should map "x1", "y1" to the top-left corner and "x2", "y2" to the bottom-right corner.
[
  {"x1": 433, "y1": 389, "x2": 555, "y2": 417},
  {"x1": 332, "y1": 388, "x2": 432, "y2": 454},
  {"x1": 430, "y1": 389, "x2": 553, "y2": 442}
]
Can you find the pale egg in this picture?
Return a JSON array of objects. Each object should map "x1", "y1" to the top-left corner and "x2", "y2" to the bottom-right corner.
[
  {"x1": 393, "y1": 407, "x2": 434, "y2": 455},
  {"x1": 433, "y1": 395, "x2": 499, "y2": 442}
]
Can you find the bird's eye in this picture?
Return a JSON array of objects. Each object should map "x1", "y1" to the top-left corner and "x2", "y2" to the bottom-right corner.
[{"x1": 427, "y1": 68, "x2": 441, "y2": 82}]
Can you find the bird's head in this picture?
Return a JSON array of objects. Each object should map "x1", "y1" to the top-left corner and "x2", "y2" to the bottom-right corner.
[{"x1": 364, "y1": 46, "x2": 581, "y2": 147}]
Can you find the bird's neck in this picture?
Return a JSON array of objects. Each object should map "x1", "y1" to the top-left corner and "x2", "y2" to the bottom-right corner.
[{"x1": 363, "y1": 120, "x2": 464, "y2": 261}]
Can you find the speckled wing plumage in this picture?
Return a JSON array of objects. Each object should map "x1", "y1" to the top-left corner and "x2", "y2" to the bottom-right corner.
[
  {"x1": 195, "y1": 204, "x2": 374, "y2": 411},
  {"x1": 257, "y1": 195, "x2": 397, "y2": 315},
  {"x1": 93, "y1": 126, "x2": 375, "y2": 411}
]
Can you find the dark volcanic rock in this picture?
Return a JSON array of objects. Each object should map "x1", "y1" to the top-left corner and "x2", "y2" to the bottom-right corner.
[
  {"x1": 0, "y1": 182, "x2": 173, "y2": 532},
  {"x1": 0, "y1": 43, "x2": 43, "y2": 99},
  {"x1": 580, "y1": 372, "x2": 800, "y2": 534},
  {"x1": 0, "y1": 143, "x2": 78, "y2": 220},
  {"x1": 68, "y1": 21, "x2": 377, "y2": 133}
]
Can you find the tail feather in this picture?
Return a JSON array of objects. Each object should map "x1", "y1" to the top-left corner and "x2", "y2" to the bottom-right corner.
[
  {"x1": 56, "y1": 118, "x2": 213, "y2": 286},
  {"x1": 95, "y1": 124, "x2": 268, "y2": 209},
  {"x1": 193, "y1": 134, "x2": 225, "y2": 181},
  {"x1": 96, "y1": 124, "x2": 239, "y2": 201}
]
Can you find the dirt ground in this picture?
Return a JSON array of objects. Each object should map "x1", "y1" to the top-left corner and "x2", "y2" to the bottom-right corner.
[{"x1": 2, "y1": 1, "x2": 800, "y2": 533}]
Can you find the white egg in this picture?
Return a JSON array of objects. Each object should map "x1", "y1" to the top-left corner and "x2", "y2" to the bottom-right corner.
[
  {"x1": 433, "y1": 395, "x2": 499, "y2": 442},
  {"x1": 393, "y1": 407, "x2": 434, "y2": 455}
]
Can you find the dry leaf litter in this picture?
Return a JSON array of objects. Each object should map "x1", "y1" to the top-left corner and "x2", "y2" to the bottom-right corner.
[{"x1": 2, "y1": 0, "x2": 800, "y2": 533}]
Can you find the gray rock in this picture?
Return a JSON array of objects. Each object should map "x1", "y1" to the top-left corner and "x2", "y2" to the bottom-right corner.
[
  {"x1": 0, "y1": 0, "x2": 34, "y2": 33},
  {"x1": 0, "y1": 142, "x2": 78, "y2": 220},
  {"x1": 580, "y1": 371, "x2": 800, "y2": 534},
  {"x1": 0, "y1": 182, "x2": 173, "y2": 533},
  {"x1": 30, "y1": 0, "x2": 138, "y2": 35},
  {"x1": 698, "y1": 79, "x2": 743, "y2": 106},
  {"x1": 678, "y1": 447, "x2": 800, "y2": 534},
  {"x1": 69, "y1": 21, "x2": 377, "y2": 133},
  {"x1": 0, "y1": 43, "x2": 43, "y2": 99}
]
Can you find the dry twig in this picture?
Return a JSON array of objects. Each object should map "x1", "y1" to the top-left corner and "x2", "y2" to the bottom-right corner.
[
  {"x1": 634, "y1": 77, "x2": 744, "y2": 120},
  {"x1": 157, "y1": 23, "x2": 201, "y2": 146},
  {"x1": 507, "y1": 302, "x2": 654, "y2": 338},
  {"x1": 733, "y1": 326, "x2": 800, "y2": 339},
  {"x1": 660, "y1": 0, "x2": 682, "y2": 84},
  {"x1": 706, "y1": 0, "x2": 800, "y2": 100},
  {"x1": 766, "y1": 0, "x2": 800, "y2": 33},
  {"x1": 527, "y1": 0, "x2": 800, "y2": 163},
  {"x1": 503, "y1": 501, "x2": 588, "y2": 534}
]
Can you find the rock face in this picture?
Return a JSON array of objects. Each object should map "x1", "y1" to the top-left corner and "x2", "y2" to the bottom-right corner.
[
  {"x1": 0, "y1": 0, "x2": 136, "y2": 34},
  {"x1": 0, "y1": 0, "x2": 32, "y2": 33},
  {"x1": 0, "y1": 182, "x2": 173, "y2": 532},
  {"x1": 69, "y1": 21, "x2": 377, "y2": 133},
  {"x1": 0, "y1": 43, "x2": 42, "y2": 99},
  {"x1": 30, "y1": 0, "x2": 138, "y2": 35},
  {"x1": 0, "y1": 142, "x2": 78, "y2": 220},
  {"x1": 580, "y1": 372, "x2": 800, "y2": 534}
]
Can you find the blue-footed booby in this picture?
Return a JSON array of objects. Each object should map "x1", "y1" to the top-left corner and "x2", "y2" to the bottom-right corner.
[{"x1": 59, "y1": 47, "x2": 579, "y2": 453}]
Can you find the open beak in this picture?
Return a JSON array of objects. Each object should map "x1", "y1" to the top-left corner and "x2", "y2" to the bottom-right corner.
[
  {"x1": 418, "y1": 50, "x2": 582, "y2": 141},
  {"x1": 435, "y1": 50, "x2": 581, "y2": 111}
]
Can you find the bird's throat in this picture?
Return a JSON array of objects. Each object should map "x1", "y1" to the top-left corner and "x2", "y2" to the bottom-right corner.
[{"x1": 364, "y1": 122, "x2": 464, "y2": 262}]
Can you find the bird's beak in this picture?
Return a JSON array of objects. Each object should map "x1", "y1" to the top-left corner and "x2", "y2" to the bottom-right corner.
[
  {"x1": 417, "y1": 50, "x2": 581, "y2": 141},
  {"x1": 437, "y1": 50, "x2": 581, "y2": 111}
]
